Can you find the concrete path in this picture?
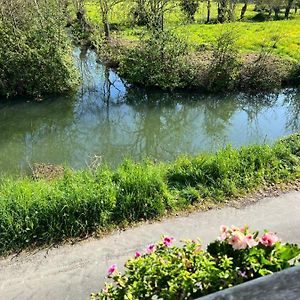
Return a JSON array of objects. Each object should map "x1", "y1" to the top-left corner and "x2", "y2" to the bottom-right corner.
[{"x1": 1, "y1": 191, "x2": 300, "y2": 300}]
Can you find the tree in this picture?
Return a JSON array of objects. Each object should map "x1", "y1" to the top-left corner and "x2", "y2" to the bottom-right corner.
[
  {"x1": 285, "y1": 0, "x2": 294, "y2": 18},
  {"x1": 0, "y1": 0, "x2": 78, "y2": 98},
  {"x1": 240, "y1": 0, "x2": 248, "y2": 19},
  {"x1": 99, "y1": 0, "x2": 124, "y2": 40},
  {"x1": 207, "y1": 0, "x2": 211, "y2": 23},
  {"x1": 180, "y1": 0, "x2": 200, "y2": 22}
]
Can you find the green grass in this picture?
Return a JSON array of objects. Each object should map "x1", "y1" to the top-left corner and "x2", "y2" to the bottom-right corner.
[
  {"x1": 0, "y1": 134, "x2": 300, "y2": 256},
  {"x1": 84, "y1": 1, "x2": 300, "y2": 61}
]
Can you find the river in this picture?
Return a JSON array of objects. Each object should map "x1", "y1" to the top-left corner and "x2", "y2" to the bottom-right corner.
[{"x1": 0, "y1": 48, "x2": 299, "y2": 176}]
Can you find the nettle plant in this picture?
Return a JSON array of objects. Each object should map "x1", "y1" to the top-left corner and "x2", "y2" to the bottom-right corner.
[{"x1": 91, "y1": 226, "x2": 300, "y2": 300}]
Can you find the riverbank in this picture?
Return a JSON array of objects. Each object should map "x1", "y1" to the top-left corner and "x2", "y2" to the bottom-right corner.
[
  {"x1": 1, "y1": 190, "x2": 300, "y2": 300},
  {"x1": 0, "y1": 133, "x2": 299, "y2": 256},
  {"x1": 83, "y1": 2, "x2": 300, "y2": 93}
]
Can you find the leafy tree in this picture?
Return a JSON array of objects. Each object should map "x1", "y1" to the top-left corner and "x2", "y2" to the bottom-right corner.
[
  {"x1": 0, "y1": 0, "x2": 78, "y2": 98},
  {"x1": 99, "y1": 0, "x2": 124, "y2": 39},
  {"x1": 180, "y1": 0, "x2": 200, "y2": 22}
]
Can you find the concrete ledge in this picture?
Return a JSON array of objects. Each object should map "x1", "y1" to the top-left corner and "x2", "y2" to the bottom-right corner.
[{"x1": 199, "y1": 265, "x2": 300, "y2": 300}]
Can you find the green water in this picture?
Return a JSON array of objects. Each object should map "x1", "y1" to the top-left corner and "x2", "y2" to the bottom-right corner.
[{"x1": 0, "y1": 49, "x2": 299, "y2": 176}]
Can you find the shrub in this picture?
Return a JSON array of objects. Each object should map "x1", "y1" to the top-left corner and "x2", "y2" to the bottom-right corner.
[
  {"x1": 118, "y1": 31, "x2": 192, "y2": 90},
  {"x1": 91, "y1": 226, "x2": 300, "y2": 299},
  {"x1": 0, "y1": 0, "x2": 79, "y2": 98},
  {"x1": 237, "y1": 55, "x2": 287, "y2": 93},
  {"x1": 205, "y1": 31, "x2": 241, "y2": 92}
]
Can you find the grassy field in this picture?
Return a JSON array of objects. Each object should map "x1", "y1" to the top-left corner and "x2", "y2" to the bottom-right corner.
[
  {"x1": 0, "y1": 133, "x2": 299, "y2": 256},
  {"x1": 85, "y1": 1, "x2": 300, "y2": 61}
]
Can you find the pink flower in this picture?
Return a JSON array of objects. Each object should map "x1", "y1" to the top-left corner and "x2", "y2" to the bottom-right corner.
[
  {"x1": 228, "y1": 232, "x2": 247, "y2": 250},
  {"x1": 107, "y1": 264, "x2": 117, "y2": 276},
  {"x1": 219, "y1": 225, "x2": 229, "y2": 241},
  {"x1": 244, "y1": 235, "x2": 258, "y2": 248},
  {"x1": 231, "y1": 225, "x2": 240, "y2": 232},
  {"x1": 146, "y1": 243, "x2": 156, "y2": 254},
  {"x1": 135, "y1": 251, "x2": 141, "y2": 258},
  {"x1": 163, "y1": 236, "x2": 174, "y2": 247},
  {"x1": 259, "y1": 232, "x2": 279, "y2": 247}
]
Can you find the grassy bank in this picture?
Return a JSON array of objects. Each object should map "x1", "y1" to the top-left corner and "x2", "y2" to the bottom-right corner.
[
  {"x1": 85, "y1": 2, "x2": 300, "y2": 61},
  {"x1": 81, "y1": 1, "x2": 300, "y2": 92},
  {"x1": 0, "y1": 134, "x2": 299, "y2": 256}
]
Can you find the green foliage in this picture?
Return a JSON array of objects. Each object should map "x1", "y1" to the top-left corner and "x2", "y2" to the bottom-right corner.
[
  {"x1": 119, "y1": 31, "x2": 191, "y2": 90},
  {"x1": 91, "y1": 227, "x2": 300, "y2": 299},
  {"x1": 0, "y1": 0, "x2": 79, "y2": 98},
  {"x1": 112, "y1": 160, "x2": 170, "y2": 222},
  {"x1": 206, "y1": 30, "x2": 241, "y2": 92},
  {"x1": 0, "y1": 134, "x2": 299, "y2": 255},
  {"x1": 180, "y1": 0, "x2": 200, "y2": 22}
]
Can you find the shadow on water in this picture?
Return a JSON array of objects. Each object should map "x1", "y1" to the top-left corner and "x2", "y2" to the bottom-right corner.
[{"x1": 0, "y1": 48, "x2": 299, "y2": 176}]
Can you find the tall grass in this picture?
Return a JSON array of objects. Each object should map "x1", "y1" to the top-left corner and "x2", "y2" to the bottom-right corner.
[{"x1": 0, "y1": 134, "x2": 299, "y2": 255}]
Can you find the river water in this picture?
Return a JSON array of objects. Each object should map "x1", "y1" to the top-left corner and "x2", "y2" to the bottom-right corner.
[{"x1": 0, "y1": 49, "x2": 299, "y2": 176}]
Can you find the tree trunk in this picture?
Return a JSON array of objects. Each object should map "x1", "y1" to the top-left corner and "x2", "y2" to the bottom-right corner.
[
  {"x1": 240, "y1": 1, "x2": 248, "y2": 19},
  {"x1": 99, "y1": 0, "x2": 110, "y2": 40},
  {"x1": 274, "y1": 6, "x2": 280, "y2": 19},
  {"x1": 207, "y1": 0, "x2": 211, "y2": 23},
  {"x1": 285, "y1": 0, "x2": 294, "y2": 19},
  {"x1": 103, "y1": 19, "x2": 110, "y2": 39},
  {"x1": 268, "y1": 8, "x2": 272, "y2": 17},
  {"x1": 217, "y1": 0, "x2": 227, "y2": 23}
]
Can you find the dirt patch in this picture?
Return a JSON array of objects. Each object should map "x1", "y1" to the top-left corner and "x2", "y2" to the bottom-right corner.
[{"x1": 32, "y1": 163, "x2": 65, "y2": 180}]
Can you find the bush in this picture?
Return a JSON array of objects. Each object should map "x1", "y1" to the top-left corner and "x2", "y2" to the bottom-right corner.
[
  {"x1": 205, "y1": 31, "x2": 241, "y2": 92},
  {"x1": 91, "y1": 226, "x2": 300, "y2": 299},
  {"x1": 237, "y1": 55, "x2": 288, "y2": 93},
  {"x1": 0, "y1": 134, "x2": 299, "y2": 255},
  {"x1": 0, "y1": 0, "x2": 79, "y2": 98},
  {"x1": 118, "y1": 31, "x2": 193, "y2": 90}
]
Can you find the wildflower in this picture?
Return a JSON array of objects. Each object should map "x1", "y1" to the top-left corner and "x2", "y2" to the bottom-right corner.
[
  {"x1": 259, "y1": 232, "x2": 279, "y2": 247},
  {"x1": 163, "y1": 236, "x2": 174, "y2": 247},
  {"x1": 146, "y1": 243, "x2": 156, "y2": 254},
  {"x1": 135, "y1": 251, "x2": 141, "y2": 258},
  {"x1": 107, "y1": 264, "x2": 117, "y2": 276}
]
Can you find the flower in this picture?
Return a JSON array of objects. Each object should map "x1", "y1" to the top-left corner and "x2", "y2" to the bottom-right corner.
[
  {"x1": 146, "y1": 243, "x2": 156, "y2": 254},
  {"x1": 219, "y1": 225, "x2": 229, "y2": 241},
  {"x1": 238, "y1": 270, "x2": 248, "y2": 278},
  {"x1": 259, "y1": 232, "x2": 279, "y2": 247},
  {"x1": 135, "y1": 251, "x2": 141, "y2": 258},
  {"x1": 231, "y1": 225, "x2": 240, "y2": 232},
  {"x1": 244, "y1": 234, "x2": 258, "y2": 248},
  {"x1": 107, "y1": 264, "x2": 117, "y2": 276},
  {"x1": 163, "y1": 236, "x2": 174, "y2": 247},
  {"x1": 228, "y1": 232, "x2": 247, "y2": 250}
]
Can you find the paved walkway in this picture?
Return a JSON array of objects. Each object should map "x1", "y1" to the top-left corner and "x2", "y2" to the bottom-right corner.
[{"x1": 1, "y1": 191, "x2": 300, "y2": 300}]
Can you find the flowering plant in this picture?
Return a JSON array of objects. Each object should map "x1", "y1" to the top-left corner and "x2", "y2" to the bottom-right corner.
[{"x1": 91, "y1": 227, "x2": 300, "y2": 300}]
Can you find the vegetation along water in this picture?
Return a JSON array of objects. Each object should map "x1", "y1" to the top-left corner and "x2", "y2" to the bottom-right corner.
[{"x1": 0, "y1": 0, "x2": 300, "y2": 257}]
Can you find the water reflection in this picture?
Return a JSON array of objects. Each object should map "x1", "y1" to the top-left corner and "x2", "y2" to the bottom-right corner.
[{"x1": 0, "y1": 49, "x2": 299, "y2": 176}]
